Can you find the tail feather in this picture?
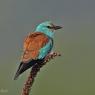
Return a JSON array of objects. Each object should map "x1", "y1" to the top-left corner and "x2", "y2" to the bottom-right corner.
[{"x1": 14, "y1": 59, "x2": 44, "y2": 80}]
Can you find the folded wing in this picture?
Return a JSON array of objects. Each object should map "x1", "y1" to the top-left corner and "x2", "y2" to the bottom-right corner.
[{"x1": 21, "y1": 32, "x2": 49, "y2": 63}]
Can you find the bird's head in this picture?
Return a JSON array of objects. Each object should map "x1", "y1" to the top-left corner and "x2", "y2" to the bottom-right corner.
[{"x1": 35, "y1": 21, "x2": 62, "y2": 38}]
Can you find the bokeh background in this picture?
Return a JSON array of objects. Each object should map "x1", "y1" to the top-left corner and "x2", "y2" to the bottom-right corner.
[{"x1": 0, "y1": 0, "x2": 95, "y2": 95}]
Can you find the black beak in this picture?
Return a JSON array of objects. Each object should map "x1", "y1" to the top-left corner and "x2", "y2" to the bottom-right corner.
[
  {"x1": 47, "y1": 25, "x2": 62, "y2": 30},
  {"x1": 53, "y1": 25, "x2": 62, "y2": 30}
]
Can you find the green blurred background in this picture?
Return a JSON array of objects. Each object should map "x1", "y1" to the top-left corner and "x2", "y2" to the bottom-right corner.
[{"x1": 0, "y1": 0, "x2": 95, "y2": 95}]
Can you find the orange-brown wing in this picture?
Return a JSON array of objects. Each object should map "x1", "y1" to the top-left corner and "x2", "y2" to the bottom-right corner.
[{"x1": 21, "y1": 32, "x2": 49, "y2": 63}]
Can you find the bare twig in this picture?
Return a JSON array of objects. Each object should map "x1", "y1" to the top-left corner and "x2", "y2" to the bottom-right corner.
[{"x1": 21, "y1": 52, "x2": 61, "y2": 95}]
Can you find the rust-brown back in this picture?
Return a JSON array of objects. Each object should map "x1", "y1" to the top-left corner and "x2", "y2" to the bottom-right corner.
[{"x1": 21, "y1": 32, "x2": 49, "y2": 63}]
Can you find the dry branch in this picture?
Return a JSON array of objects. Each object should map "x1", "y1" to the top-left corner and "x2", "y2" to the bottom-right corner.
[{"x1": 21, "y1": 52, "x2": 61, "y2": 95}]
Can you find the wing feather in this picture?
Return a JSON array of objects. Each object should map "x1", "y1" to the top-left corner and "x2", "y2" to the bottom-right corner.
[{"x1": 21, "y1": 32, "x2": 49, "y2": 63}]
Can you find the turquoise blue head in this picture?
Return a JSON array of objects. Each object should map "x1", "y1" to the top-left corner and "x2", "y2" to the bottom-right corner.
[{"x1": 35, "y1": 21, "x2": 62, "y2": 38}]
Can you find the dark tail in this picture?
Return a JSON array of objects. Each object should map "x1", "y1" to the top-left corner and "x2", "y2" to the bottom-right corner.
[{"x1": 14, "y1": 59, "x2": 44, "y2": 80}]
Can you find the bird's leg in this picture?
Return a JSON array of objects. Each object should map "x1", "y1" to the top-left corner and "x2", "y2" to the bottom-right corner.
[{"x1": 21, "y1": 52, "x2": 61, "y2": 95}]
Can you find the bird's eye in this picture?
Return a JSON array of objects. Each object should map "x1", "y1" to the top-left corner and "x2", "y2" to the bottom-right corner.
[{"x1": 47, "y1": 26, "x2": 52, "y2": 29}]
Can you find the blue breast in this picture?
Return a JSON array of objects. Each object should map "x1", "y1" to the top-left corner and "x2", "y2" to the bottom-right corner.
[{"x1": 38, "y1": 38, "x2": 53, "y2": 59}]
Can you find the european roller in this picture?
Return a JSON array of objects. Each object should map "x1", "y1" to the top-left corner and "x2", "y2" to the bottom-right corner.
[{"x1": 14, "y1": 21, "x2": 62, "y2": 80}]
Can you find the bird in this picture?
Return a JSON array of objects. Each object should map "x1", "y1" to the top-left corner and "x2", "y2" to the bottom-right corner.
[{"x1": 14, "y1": 21, "x2": 62, "y2": 80}]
